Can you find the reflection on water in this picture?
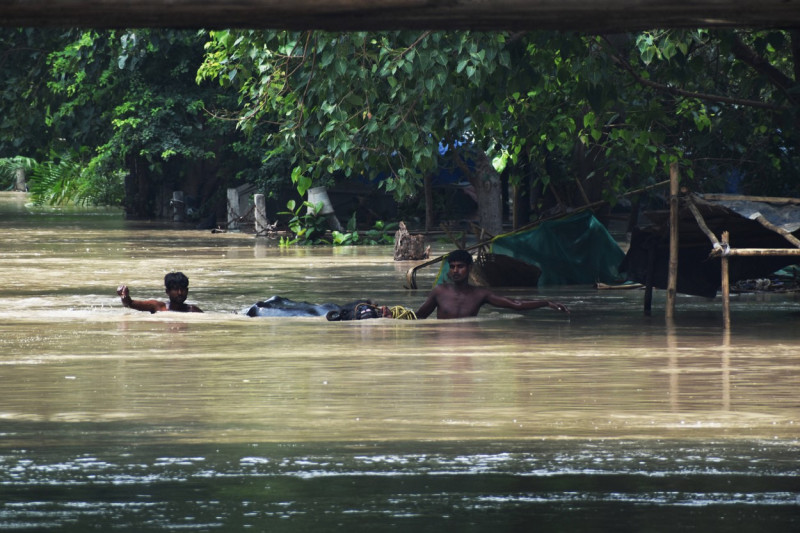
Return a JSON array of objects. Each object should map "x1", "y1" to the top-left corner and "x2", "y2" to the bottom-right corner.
[{"x1": 0, "y1": 193, "x2": 798, "y2": 531}]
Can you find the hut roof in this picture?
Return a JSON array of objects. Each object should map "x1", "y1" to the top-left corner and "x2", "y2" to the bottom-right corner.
[{"x1": 621, "y1": 193, "x2": 800, "y2": 298}]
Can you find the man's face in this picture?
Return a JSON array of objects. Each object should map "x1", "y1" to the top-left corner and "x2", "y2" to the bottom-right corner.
[
  {"x1": 448, "y1": 260, "x2": 470, "y2": 283},
  {"x1": 166, "y1": 286, "x2": 188, "y2": 304}
]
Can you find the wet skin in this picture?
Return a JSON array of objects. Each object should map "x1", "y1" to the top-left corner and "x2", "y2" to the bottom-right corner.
[
  {"x1": 117, "y1": 284, "x2": 203, "y2": 313},
  {"x1": 415, "y1": 260, "x2": 569, "y2": 319}
]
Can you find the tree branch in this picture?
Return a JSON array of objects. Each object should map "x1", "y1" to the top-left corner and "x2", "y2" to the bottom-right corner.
[
  {"x1": 727, "y1": 31, "x2": 798, "y2": 106},
  {"x1": 791, "y1": 30, "x2": 800, "y2": 86},
  {"x1": 398, "y1": 30, "x2": 432, "y2": 61},
  {"x1": 600, "y1": 35, "x2": 790, "y2": 112}
]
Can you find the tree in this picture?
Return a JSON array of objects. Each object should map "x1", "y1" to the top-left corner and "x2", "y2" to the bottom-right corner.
[
  {"x1": 199, "y1": 30, "x2": 521, "y2": 234},
  {"x1": 613, "y1": 29, "x2": 800, "y2": 197},
  {"x1": 4, "y1": 27, "x2": 799, "y2": 225},
  {"x1": 0, "y1": 28, "x2": 69, "y2": 161},
  {"x1": 43, "y1": 29, "x2": 252, "y2": 216},
  {"x1": 0, "y1": 29, "x2": 272, "y2": 214},
  {"x1": 201, "y1": 29, "x2": 789, "y2": 233}
]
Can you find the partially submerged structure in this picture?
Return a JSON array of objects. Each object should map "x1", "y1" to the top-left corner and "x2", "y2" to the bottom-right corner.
[
  {"x1": 621, "y1": 193, "x2": 800, "y2": 299},
  {"x1": 407, "y1": 185, "x2": 800, "y2": 328},
  {"x1": 406, "y1": 210, "x2": 626, "y2": 289}
]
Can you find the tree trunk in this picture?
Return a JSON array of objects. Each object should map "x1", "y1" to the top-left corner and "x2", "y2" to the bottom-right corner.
[
  {"x1": 123, "y1": 155, "x2": 153, "y2": 219},
  {"x1": 394, "y1": 221, "x2": 429, "y2": 260},
  {"x1": 468, "y1": 150, "x2": 503, "y2": 236},
  {"x1": 424, "y1": 174, "x2": 434, "y2": 232},
  {"x1": 13, "y1": 168, "x2": 26, "y2": 191}
]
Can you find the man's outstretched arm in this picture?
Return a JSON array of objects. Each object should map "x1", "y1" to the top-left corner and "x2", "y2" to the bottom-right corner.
[
  {"x1": 485, "y1": 293, "x2": 569, "y2": 313},
  {"x1": 117, "y1": 285, "x2": 165, "y2": 313}
]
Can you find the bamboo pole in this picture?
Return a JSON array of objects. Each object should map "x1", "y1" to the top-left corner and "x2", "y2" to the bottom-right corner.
[
  {"x1": 701, "y1": 193, "x2": 800, "y2": 206},
  {"x1": 686, "y1": 194, "x2": 721, "y2": 248},
  {"x1": 710, "y1": 248, "x2": 800, "y2": 257},
  {"x1": 666, "y1": 163, "x2": 679, "y2": 318},
  {"x1": 721, "y1": 231, "x2": 731, "y2": 330},
  {"x1": 721, "y1": 328, "x2": 731, "y2": 411},
  {"x1": 753, "y1": 214, "x2": 800, "y2": 248},
  {"x1": 644, "y1": 244, "x2": 654, "y2": 316},
  {"x1": 574, "y1": 176, "x2": 591, "y2": 206}
]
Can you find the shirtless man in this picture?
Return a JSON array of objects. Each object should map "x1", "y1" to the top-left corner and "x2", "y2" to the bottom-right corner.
[
  {"x1": 415, "y1": 249, "x2": 569, "y2": 319},
  {"x1": 117, "y1": 272, "x2": 203, "y2": 313}
]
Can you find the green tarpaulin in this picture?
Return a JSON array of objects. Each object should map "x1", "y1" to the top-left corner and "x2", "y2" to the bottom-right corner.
[{"x1": 435, "y1": 211, "x2": 625, "y2": 286}]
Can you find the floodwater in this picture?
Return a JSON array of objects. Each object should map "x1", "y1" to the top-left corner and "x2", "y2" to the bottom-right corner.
[{"x1": 0, "y1": 191, "x2": 798, "y2": 531}]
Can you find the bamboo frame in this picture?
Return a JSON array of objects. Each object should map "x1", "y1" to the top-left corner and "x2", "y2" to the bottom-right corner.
[{"x1": 684, "y1": 196, "x2": 800, "y2": 329}]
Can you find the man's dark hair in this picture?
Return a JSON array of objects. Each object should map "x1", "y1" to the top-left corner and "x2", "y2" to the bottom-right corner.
[
  {"x1": 448, "y1": 249, "x2": 473, "y2": 265},
  {"x1": 164, "y1": 272, "x2": 190, "y2": 290}
]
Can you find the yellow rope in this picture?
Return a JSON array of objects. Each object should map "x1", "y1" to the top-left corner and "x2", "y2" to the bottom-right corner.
[
  {"x1": 389, "y1": 305, "x2": 417, "y2": 320},
  {"x1": 349, "y1": 302, "x2": 417, "y2": 320}
]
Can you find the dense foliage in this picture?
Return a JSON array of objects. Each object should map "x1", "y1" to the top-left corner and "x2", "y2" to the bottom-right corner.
[
  {"x1": 1, "y1": 29, "x2": 268, "y2": 214},
  {"x1": 1, "y1": 28, "x2": 799, "y2": 230},
  {"x1": 198, "y1": 29, "x2": 800, "y2": 226}
]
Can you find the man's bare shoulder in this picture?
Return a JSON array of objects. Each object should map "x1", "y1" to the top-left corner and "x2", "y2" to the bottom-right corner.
[
  {"x1": 430, "y1": 283, "x2": 451, "y2": 295},
  {"x1": 462, "y1": 285, "x2": 494, "y2": 301}
]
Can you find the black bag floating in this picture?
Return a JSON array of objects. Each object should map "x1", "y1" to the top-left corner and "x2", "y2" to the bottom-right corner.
[
  {"x1": 244, "y1": 295, "x2": 414, "y2": 320},
  {"x1": 244, "y1": 295, "x2": 382, "y2": 320},
  {"x1": 326, "y1": 302, "x2": 382, "y2": 321},
  {"x1": 244, "y1": 295, "x2": 342, "y2": 317}
]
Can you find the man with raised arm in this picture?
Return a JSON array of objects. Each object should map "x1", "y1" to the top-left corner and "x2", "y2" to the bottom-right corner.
[
  {"x1": 415, "y1": 249, "x2": 569, "y2": 319},
  {"x1": 117, "y1": 272, "x2": 203, "y2": 313}
]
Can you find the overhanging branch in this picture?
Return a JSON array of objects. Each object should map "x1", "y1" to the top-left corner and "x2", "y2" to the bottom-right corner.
[{"x1": 601, "y1": 35, "x2": 791, "y2": 112}]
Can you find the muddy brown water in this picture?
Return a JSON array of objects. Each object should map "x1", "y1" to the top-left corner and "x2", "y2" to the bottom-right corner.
[{"x1": 0, "y1": 192, "x2": 798, "y2": 531}]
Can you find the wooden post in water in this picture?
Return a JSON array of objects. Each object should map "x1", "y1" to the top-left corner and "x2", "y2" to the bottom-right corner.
[
  {"x1": 227, "y1": 187, "x2": 240, "y2": 229},
  {"x1": 171, "y1": 191, "x2": 185, "y2": 222},
  {"x1": 307, "y1": 186, "x2": 343, "y2": 232},
  {"x1": 644, "y1": 244, "x2": 654, "y2": 316},
  {"x1": 721, "y1": 231, "x2": 731, "y2": 329},
  {"x1": 254, "y1": 193, "x2": 268, "y2": 236},
  {"x1": 14, "y1": 168, "x2": 26, "y2": 191},
  {"x1": 666, "y1": 163, "x2": 680, "y2": 318}
]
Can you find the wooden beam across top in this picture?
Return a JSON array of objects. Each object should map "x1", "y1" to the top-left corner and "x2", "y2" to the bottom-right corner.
[{"x1": 1, "y1": 0, "x2": 800, "y2": 31}]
